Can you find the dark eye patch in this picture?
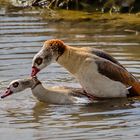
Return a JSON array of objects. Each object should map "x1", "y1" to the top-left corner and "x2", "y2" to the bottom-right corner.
[
  {"x1": 13, "y1": 82, "x2": 19, "y2": 88},
  {"x1": 35, "y1": 57, "x2": 43, "y2": 65}
]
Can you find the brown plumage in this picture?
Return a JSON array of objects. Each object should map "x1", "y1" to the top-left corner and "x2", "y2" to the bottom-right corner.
[
  {"x1": 95, "y1": 59, "x2": 140, "y2": 96},
  {"x1": 31, "y1": 39, "x2": 140, "y2": 97}
]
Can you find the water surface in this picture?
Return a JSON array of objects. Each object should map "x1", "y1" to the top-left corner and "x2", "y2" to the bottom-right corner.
[{"x1": 0, "y1": 2, "x2": 140, "y2": 140}]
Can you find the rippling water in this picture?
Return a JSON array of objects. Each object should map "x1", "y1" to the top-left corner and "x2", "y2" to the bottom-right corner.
[{"x1": 0, "y1": 2, "x2": 140, "y2": 140}]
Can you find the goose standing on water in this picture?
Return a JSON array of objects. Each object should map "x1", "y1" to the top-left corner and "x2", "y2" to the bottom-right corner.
[
  {"x1": 31, "y1": 39, "x2": 140, "y2": 98},
  {"x1": 1, "y1": 77, "x2": 96, "y2": 104}
]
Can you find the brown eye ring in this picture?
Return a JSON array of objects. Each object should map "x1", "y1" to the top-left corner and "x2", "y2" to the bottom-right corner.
[
  {"x1": 35, "y1": 57, "x2": 43, "y2": 65},
  {"x1": 13, "y1": 82, "x2": 19, "y2": 88}
]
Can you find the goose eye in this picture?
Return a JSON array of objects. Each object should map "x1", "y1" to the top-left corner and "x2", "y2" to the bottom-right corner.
[
  {"x1": 35, "y1": 57, "x2": 43, "y2": 65},
  {"x1": 13, "y1": 82, "x2": 19, "y2": 88}
]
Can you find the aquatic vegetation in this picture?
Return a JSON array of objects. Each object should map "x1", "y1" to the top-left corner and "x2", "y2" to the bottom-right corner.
[{"x1": 5, "y1": 0, "x2": 140, "y2": 13}]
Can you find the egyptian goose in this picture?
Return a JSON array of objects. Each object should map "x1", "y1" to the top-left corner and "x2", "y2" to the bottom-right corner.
[
  {"x1": 31, "y1": 39, "x2": 140, "y2": 98},
  {"x1": 1, "y1": 77, "x2": 96, "y2": 104}
]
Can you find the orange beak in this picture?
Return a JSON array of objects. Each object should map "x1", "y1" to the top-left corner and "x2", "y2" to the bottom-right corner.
[{"x1": 1, "y1": 88, "x2": 13, "y2": 99}]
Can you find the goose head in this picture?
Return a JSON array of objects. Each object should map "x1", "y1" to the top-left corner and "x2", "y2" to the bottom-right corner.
[
  {"x1": 1, "y1": 77, "x2": 41, "y2": 99},
  {"x1": 31, "y1": 39, "x2": 66, "y2": 76}
]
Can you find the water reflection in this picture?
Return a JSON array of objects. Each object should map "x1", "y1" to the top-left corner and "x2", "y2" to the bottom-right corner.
[
  {"x1": 0, "y1": 1, "x2": 140, "y2": 140},
  {"x1": 1, "y1": 98, "x2": 138, "y2": 140}
]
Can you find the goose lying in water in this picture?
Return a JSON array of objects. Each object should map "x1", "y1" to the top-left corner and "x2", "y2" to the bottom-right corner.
[
  {"x1": 1, "y1": 77, "x2": 96, "y2": 104},
  {"x1": 31, "y1": 39, "x2": 140, "y2": 98}
]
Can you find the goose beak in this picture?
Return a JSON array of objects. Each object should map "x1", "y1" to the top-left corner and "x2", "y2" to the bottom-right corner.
[
  {"x1": 31, "y1": 66, "x2": 40, "y2": 77},
  {"x1": 1, "y1": 88, "x2": 13, "y2": 99}
]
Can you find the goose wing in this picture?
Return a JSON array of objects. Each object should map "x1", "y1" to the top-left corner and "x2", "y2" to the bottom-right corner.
[
  {"x1": 82, "y1": 47, "x2": 124, "y2": 68},
  {"x1": 95, "y1": 58, "x2": 140, "y2": 96},
  {"x1": 95, "y1": 59, "x2": 136, "y2": 85}
]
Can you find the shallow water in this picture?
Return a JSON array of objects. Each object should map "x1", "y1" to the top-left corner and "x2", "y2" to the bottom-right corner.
[{"x1": 0, "y1": 2, "x2": 140, "y2": 140}]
